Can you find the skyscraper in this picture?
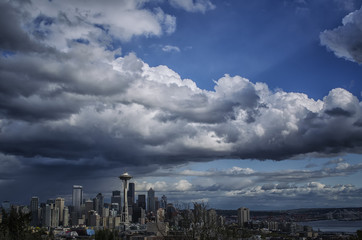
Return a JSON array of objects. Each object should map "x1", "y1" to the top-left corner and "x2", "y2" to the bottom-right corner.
[
  {"x1": 30, "y1": 196, "x2": 39, "y2": 226},
  {"x1": 63, "y1": 206, "x2": 69, "y2": 227},
  {"x1": 55, "y1": 197, "x2": 65, "y2": 225},
  {"x1": 237, "y1": 207, "x2": 250, "y2": 227},
  {"x1": 44, "y1": 204, "x2": 52, "y2": 227},
  {"x1": 72, "y1": 185, "x2": 83, "y2": 215},
  {"x1": 127, "y1": 182, "x2": 135, "y2": 205},
  {"x1": 111, "y1": 191, "x2": 122, "y2": 213},
  {"x1": 137, "y1": 194, "x2": 146, "y2": 209},
  {"x1": 147, "y1": 188, "x2": 155, "y2": 213},
  {"x1": 93, "y1": 193, "x2": 104, "y2": 217}
]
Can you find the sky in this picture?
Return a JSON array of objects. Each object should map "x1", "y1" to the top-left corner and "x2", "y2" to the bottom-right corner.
[{"x1": 1, "y1": 0, "x2": 362, "y2": 210}]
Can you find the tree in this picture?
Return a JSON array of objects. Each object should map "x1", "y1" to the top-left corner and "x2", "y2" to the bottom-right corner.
[
  {"x1": 357, "y1": 230, "x2": 362, "y2": 240},
  {"x1": 0, "y1": 207, "x2": 32, "y2": 240}
]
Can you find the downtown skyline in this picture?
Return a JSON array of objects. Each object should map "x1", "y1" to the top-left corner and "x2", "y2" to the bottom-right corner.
[{"x1": 1, "y1": 0, "x2": 362, "y2": 210}]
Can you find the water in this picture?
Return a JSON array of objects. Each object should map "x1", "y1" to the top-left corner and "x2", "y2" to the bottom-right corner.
[{"x1": 299, "y1": 220, "x2": 362, "y2": 233}]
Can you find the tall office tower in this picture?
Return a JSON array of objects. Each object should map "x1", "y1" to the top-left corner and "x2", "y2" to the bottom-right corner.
[
  {"x1": 51, "y1": 206, "x2": 60, "y2": 227},
  {"x1": 94, "y1": 193, "x2": 104, "y2": 217},
  {"x1": 30, "y1": 196, "x2": 39, "y2": 226},
  {"x1": 147, "y1": 188, "x2": 155, "y2": 213},
  {"x1": 127, "y1": 183, "x2": 135, "y2": 204},
  {"x1": 119, "y1": 172, "x2": 132, "y2": 224},
  {"x1": 237, "y1": 207, "x2": 250, "y2": 227},
  {"x1": 137, "y1": 194, "x2": 146, "y2": 209},
  {"x1": 63, "y1": 207, "x2": 69, "y2": 227},
  {"x1": 55, "y1": 198, "x2": 64, "y2": 225},
  {"x1": 127, "y1": 182, "x2": 135, "y2": 218},
  {"x1": 44, "y1": 204, "x2": 52, "y2": 227},
  {"x1": 160, "y1": 195, "x2": 167, "y2": 209},
  {"x1": 111, "y1": 191, "x2": 122, "y2": 213},
  {"x1": 72, "y1": 185, "x2": 83, "y2": 215}
]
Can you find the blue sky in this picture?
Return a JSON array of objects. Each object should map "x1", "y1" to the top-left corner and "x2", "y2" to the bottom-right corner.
[{"x1": 1, "y1": 0, "x2": 362, "y2": 210}]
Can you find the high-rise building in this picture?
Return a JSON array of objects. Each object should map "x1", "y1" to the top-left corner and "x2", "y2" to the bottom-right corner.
[
  {"x1": 51, "y1": 206, "x2": 60, "y2": 227},
  {"x1": 160, "y1": 195, "x2": 167, "y2": 209},
  {"x1": 93, "y1": 193, "x2": 104, "y2": 217},
  {"x1": 111, "y1": 191, "x2": 122, "y2": 213},
  {"x1": 44, "y1": 204, "x2": 52, "y2": 227},
  {"x1": 237, "y1": 207, "x2": 250, "y2": 227},
  {"x1": 30, "y1": 197, "x2": 39, "y2": 226},
  {"x1": 63, "y1": 207, "x2": 69, "y2": 227},
  {"x1": 55, "y1": 197, "x2": 65, "y2": 225},
  {"x1": 72, "y1": 185, "x2": 83, "y2": 216},
  {"x1": 127, "y1": 183, "x2": 135, "y2": 204},
  {"x1": 147, "y1": 188, "x2": 155, "y2": 213},
  {"x1": 137, "y1": 194, "x2": 146, "y2": 209}
]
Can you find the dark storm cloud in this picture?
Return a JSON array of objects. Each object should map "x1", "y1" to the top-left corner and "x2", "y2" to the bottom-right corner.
[{"x1": 0, "y1": 2, "x2": 41, "y2": 52}]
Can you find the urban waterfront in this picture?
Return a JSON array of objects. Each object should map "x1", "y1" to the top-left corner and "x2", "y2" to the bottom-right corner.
[
  {"x1": 300, "y1": 220, "x2": 362, "y2": 233},
  {"x1": 1, "y1": 174, "x2": 362, "y2": 239}
]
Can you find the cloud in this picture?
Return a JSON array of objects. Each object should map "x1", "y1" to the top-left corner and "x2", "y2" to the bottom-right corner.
[
  {"x1": 169, "y1": 0, "x2": 215, "y2": 13},
  {"x1": 226, "y1": 182, "x2": 362, "y2": 209},
  {"x1": 0, "y1": 0, "x2": 176, "y2": 52},
  {"x1": 320, "y1": 5, "x2": 362, "y2": 63},
  {"x1": 2, "y1": 47, "x2": 362, "y2": 171},
  {"x1": 1, "y1": 0, "x2": 362, "y2": 206},
  {"x1": 162, "y1": 45, "x2": 181, "y2": 52}
]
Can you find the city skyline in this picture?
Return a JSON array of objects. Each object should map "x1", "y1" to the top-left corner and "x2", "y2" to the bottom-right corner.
[{"x1": 1, "y1": 0, "x2": 362, "y2": 210}]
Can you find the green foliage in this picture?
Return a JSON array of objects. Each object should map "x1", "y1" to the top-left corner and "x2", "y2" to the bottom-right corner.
[
  {"x1": 0, "y1": 207, "x2": 53, "y2": 240},
  {"x1": 0, "y1": 207, "x2": 32, "y2": 240},
  {"x1": 357, "y1": 230, "x2": 362, "y2": 240},
  {"x1": 95, "y1": 229, "x2": 120, "y2": 240}
]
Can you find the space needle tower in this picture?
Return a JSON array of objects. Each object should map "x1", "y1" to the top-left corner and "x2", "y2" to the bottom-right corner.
[{"x1": 119, "y1": 172, "x2": 132, "y2": 224}]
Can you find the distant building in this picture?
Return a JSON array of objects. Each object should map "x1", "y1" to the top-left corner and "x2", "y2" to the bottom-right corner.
[
  {"x1": 55, "y1": 197, "x2": 65, "y2": 225},
  {"x1": 127, "y1": 183, "x2": 135, "y2": 204},
  {"x1": 30, "y1": 196, "x2": 39, "y2": 226},
  {"x1": 133, "y1": 207, "x2": 146, "y2": 224},
  {"x1": 147, "y1": 188, "x2": 155, "y2": 213},
  {"x1": 207, "y1": 209, "x2": 218, "y2": 227},
  {"x1": 237, "y1": 207, "x2": 250, "y2": 227},
  {"x1": 155, "y1": 197, "x2": 159, "y2": 210},
  {"x1": 165, "y1": 203, "x2": 177, "y2": 222},
  {"x1": 72, "y1": 185, "x2": 83, "y2": 216},
  {"x1": 137, "y1": 194, "x2": 146, "y2": 209},
  {"x1": 111, "y1": 191, "x2": 122, "y2": 213},
  {"x1": 44, "y1": 204, "x2": 53, "y2": 227},
  {"x1": 160, "y1": 195, "x2": 167, "y2": 209},
  {"x1": 93, "y1": 193, "x2": 104, "y2": 217},
  {"x1": 63, "y1": 206, "x2": 69, "y2": 227},
  {"x1": 89, "y1": 210, "x2": 100, "y2": 227}
]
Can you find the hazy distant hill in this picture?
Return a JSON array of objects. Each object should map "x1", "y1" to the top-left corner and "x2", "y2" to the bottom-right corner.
[{"x1": 216, "y1": 207, "x2": 362, "y2": 221}]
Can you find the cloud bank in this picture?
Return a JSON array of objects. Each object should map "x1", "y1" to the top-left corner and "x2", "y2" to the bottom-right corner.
[
  {"x1": 1, "y1": 0, "x2": 362, "y2": 171},
  {"x1": 133, "y1": 158, "x2": 362, "y2": 209},
  {"x1": 1, "y1": 0, "x2": 362, "y2": 206}
]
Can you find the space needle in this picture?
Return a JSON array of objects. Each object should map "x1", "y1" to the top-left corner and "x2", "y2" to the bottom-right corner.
[{"x1": 119, "y1": 172, "x2": 132, "y2": 224}]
